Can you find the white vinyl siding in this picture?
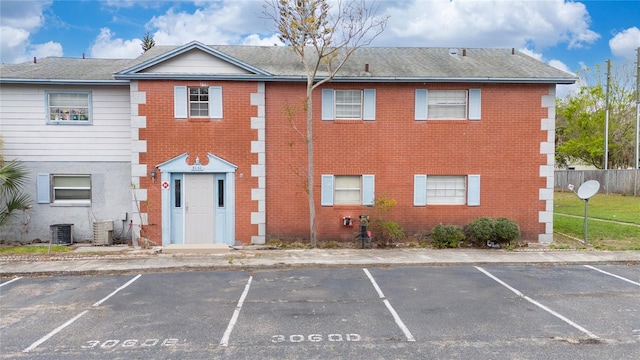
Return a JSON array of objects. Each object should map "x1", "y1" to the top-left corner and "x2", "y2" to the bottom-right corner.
[
  {"x1": 321, "y1": 174, "x2": 375, "y2": 206},
  {"x1": 414, "y1": 89, "x2": 481, "y2": 120},
  {"x1": 0, "y1": 85, "x2": 131, "y2": 162},
  {"x1": 413, "y1": 175, "x2": 481, "y2": 206},
  {"x1": 321, "y1": 89, "x2": 376, "y2": 120}
]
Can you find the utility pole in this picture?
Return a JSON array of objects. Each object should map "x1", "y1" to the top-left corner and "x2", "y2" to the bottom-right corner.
[
  {"x1": 635, "y1": 47, "x2": 639, "y2": 171},
  {"x1": 604, "y1": 59, "x2": 611, "y2": 170},
  {"x1": 635, "y1": 48, "x2": 639, "y2": 196}
]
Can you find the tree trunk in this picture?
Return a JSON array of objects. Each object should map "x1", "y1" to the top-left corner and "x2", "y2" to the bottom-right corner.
[{"x1": 307, "y1": 80, "x2": 317, "y2": 248}]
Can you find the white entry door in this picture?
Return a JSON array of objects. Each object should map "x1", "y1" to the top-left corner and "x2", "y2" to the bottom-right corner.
[{"x1": 184, "y1": 174, "x2": 215, "y2": 244}]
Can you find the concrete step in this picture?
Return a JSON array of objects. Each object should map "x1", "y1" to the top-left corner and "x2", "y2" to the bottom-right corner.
[{"x1": 162, "y1": 243, "x2": 231, "y2": 254}]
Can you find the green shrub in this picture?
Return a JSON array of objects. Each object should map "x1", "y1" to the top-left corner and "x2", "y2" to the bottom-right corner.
[
  {"x1": 468, "y1": 217, "x2": 495, "y2": 245},
  {"x1": 371, "y1": 220, "x2": 406, "y2": 247},
  {"x1": 494, "y1": 217, "x2": 520, "y2": 244},
  {"x1": 431, "y1": 224, "x2": 465, "y2": 248}
]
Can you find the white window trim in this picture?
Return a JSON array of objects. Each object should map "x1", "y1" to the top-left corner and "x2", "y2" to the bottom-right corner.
[
  {"x1": 49, "y1": 174, "x2": 92, "y2": 206},
  {"x1": 174, "y1": 86, "x2": 223, "y2": 119},
  {"x1": 415, "y1": 89, "x2": 481, "y2": 121},
  {"x1": 322, "y1": 89, "x2": 376, "y2": 121},
  {"x1": 334, "y1": 90, "x2": 363, "y2": 119},
  {"x1": 321, "y1": 174, "x2": 375, "y2": 206},
  {"x1": 413, "y1": 174, "x2": 480, "y2": 206},
  {"x1": 46, "y1": 91, "x2": 92, "y2": 125}
]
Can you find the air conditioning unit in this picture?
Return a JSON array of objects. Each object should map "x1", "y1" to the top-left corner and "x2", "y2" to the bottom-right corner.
[{"x1": 93, "y1": 220, "x2": 114, "y2": 246}]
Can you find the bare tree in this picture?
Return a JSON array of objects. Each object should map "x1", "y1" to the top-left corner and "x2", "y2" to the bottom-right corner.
[{"x1": 264, "y1": 0, "x2": 388, "y2": 247}]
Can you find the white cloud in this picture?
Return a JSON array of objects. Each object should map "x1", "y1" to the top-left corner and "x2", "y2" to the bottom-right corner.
[
  {"x1": 241, "y1": 34, "x2": 284, "y2": 46},
  {"x1": 89, "y1": 28, "x2": 142, "y2": 59},
  {"x1": 0, "y1": 0, "x2": 62, "y2": 64},
  {"x1": 147, "y1": 1, "x2": 268, "y2": 46},
  {"x1": 378, "y1": 0, "x2": 599, "y2": 50},
  {"x1": 609, "y1": 27, "x2": 640, "y2": 59}
]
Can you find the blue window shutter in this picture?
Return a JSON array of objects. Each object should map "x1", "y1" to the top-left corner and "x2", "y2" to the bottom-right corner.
[
  {"x1": 468, "y1": 89, "x2": 481, "y2": 120},
  {"x1": 209, "y1": 86, "x2": 223, "y2": 119},
  {"x1": 174, "y1": 86, "x2": 187, "y2": 119},
  {"x1": 321, "y1": 175, "x2": 334, "y2": 206},
  {"x1": 362, "y1": 175, "x2": 375, "y2": 205},
  {"x1": 468, "y1": 174, "x2": 481, "y2": 206},
  {"x1": 322, "y1": 89, "x2": 334, "y2": 120},
  {"x1": 363, "y1": 89, "x2": 376, "y2": 121},
  {"x1": 415, "y1": 89, "x2": 428, "y2": 120},
  {"x1": 37, "y1": 173, "x2": 50, "y2": 203},
  {"x1": 413, "y1": 175, "x2": 427, "y2": 206}
]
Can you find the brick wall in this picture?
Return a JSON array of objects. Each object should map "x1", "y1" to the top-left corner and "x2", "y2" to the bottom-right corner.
[
  {"x1": 265, "y1": 82, "x2": 550, "y2": 242},
  {"x1": 137, "y1": 80, "x2": 259, "y2": 243}
]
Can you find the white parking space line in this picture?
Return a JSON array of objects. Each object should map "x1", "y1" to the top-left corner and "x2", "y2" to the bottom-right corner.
[
  {"x1": 220, "y1": 275, "x2": 253, "y2": 347},
  {"x1": 583, "y1": 265, "x2": 640, "y2": 287},
  {"x1": 93, "y1": 274, "x2": 142, "y2": 307},
  {"x1": 23, "y1": 310, "x2": 89, "y2": 353},
  {"x1": 363, "y1": 268, "x2": 416, "y2": 342},
  {"x1": 0, "y1": 277, "x2": 22, "y2": 287},
  {"x1": 475, "y1": 266, "x2": 600, "y2": 340},
  {"x1": 22, "y1": 275, "x2": 143, "y2": 352}
]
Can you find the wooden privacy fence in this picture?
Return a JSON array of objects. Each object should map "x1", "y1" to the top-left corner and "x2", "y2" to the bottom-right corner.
[{"x1": 555, "y1": 169, "x2": 640, "y2": 196}]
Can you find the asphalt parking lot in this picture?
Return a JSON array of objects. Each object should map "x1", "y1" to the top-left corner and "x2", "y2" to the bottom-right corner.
[{"x1": 1, "y1": 264, "x2": 638, "y2": 359}]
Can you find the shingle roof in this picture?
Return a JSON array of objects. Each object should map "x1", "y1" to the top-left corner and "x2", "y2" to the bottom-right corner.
[{"x1": 0, "y1": 44, "x2": 577, "y2": 84}]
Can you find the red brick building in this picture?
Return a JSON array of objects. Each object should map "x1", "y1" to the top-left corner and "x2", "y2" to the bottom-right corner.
[{"x1": 0, "y1": 42, "x2": 576, "y2": 245}]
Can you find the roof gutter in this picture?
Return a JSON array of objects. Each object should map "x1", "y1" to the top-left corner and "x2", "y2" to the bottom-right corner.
[
  {"x1": 114, "y1": 73, "x2": 576, "y2": 84},
  {"x1": 0, "y1": 79, "x2": 130, "y2": 86}
]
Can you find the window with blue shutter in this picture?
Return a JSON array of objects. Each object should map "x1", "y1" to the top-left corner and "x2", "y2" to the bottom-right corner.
[
  {"x1": 415, "y1": 89, "x2": 428, "y2": 121},
  {"x1": 468, "y1": 89, "x2": 481, "y2": 120},
  {"x1": 321, "y1": 175, "x2": 334, "y2": 206},
  {"x1": 174, "y1": 86, "x2": 187, "y2": 119},
  {"x1": 209, "y1": 86, "x2": 223, "y2": 119},
  {"x1": 362, "y1": 175, "x2": 375, "y2": 205},
  {"x1": 413, "y1": 175, "x2": 427, "y2": 206},
  {"x1": 322, "y1": 89, "x2": 334, "y2": 120},
  {"x1": 37, "y1": 173, "x2": 50, "y2": 203},
  {"x1": 467, "y1": 175, "x2": 481, "y2": 206},
  {"x1": 363, "y1": 89, "x2": 376, "y2": 121}
]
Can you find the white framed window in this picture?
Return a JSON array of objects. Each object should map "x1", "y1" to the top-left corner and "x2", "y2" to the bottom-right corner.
[
  {"x1": 36, "y1": 174, "x2": 92, "y2": 205},
  {"x1": 426, "y1": 175, "x2": 466, "y2": 204},
  {"x1": 414, "y1": 89, "x2": 481, "y2": 121},
  {"x1": 335, "y1": 90, "x2": 363, "y2": 119},
  {"x1": 335, "y1": 175, "x2": 362, "y2": 204},
  {"x1": 46, "y1": 91, "x2": 92, "y2": 124},
  {"x1": 189, "y1": 87, "x2": 210, "y2": 117},
  {"x1": 428, "y1": 90, "x2": 467, "y2": 119},
  {"x1": 321, "y1": 174, "x2": 375, "y2": 206},
  {"x1": 414, "y1": 174, "x2": 480, "y2": 206},
  {"x1": 322, "y1": 89, "x2": 376, "y2": 120},
  {"x1": 174, "y1": 86, "x2": 223, "y2": 119}
]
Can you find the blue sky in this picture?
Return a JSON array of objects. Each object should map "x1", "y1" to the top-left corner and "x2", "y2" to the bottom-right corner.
[{"x1": 1, "y1": 0, "x2": 639, "y2": 91}]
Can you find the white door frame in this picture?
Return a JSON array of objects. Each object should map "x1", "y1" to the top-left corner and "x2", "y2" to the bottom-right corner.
[{"x1": 157, "y1": 153, "x2": 237, "y2": 246}]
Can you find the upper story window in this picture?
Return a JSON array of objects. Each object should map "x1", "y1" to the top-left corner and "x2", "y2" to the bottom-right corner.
[
  {"x1": 189, "y1": 87, "x2": 210, "y2": 117},
  {"x1": 174, "y1": 86, "x2": 223, "y2": 119},
  {"x1": 47, "y1": 91, "x2": 92, "y2": 124},
  {"x1": 335, "y1": 90, "x2": 363, "y2": 119},
  {"x1": 322, "y1": 89, "x2": 376, "y2": 121},
  {"x1": 415, "y1": 89, "x2": 481, "y2": 121},
  {"x1": 428, "y1": 90, "x2": 467, "y2": 119}
]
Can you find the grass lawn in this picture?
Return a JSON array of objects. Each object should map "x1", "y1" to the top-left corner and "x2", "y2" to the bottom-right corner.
[
  {"x1": 0, "y1": 245, "x2": 73, "y2": 255},
  {"x1": 554, "y1": 191, "x2": 640, "y2": 250}
]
